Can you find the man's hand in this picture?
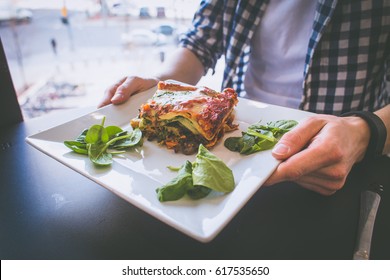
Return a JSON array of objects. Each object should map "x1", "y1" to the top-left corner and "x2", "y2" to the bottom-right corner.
[
  {"x1": 264, "y1": 115, "x2": 371, "y2": 195},
  {"x1": 98, "y1": 76, "x2": 159, "y2": 108},
  {"x1": 97, "y1": 48, "x2": 206, "y2": 108}
]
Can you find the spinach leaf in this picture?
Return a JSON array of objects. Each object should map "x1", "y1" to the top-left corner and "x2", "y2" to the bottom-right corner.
[
  {"x1": 248, "y1": 120, "x2": 298, "y2": 140},
  {"x1": 75, "y1": 129, "x2": 88, "y2": 142},
  {"x1": 166, "y1": 165, "x2": 181, "y2": 172},
  {"x1": 63, "y1": 116, "x2": 143, "y2": 167},
  {"x1": 105, "y1": 125, "x2": 123, "y2": 140},
  {"x1": 192, "y1": 144, "x2": 235, "y2": 193},
  {"x1": 111, "y1": 128, "x2": 143, "y2": 149},
  {"x1": 157, "y1": 144, "x2": 235, "y2": 202},
  {"x1": 224, "y1": 119, "x2": 298, "y2": 155},
  {"x1": 63, "y1": 129, "x2": 89, "y2": 154},
  {"x1": 238, "y1": 133, "x2": 258, "y2": 154},
  {"x1": 156, "y1": 160, "x2": 193, "y2": 202},
  {"x1": 268, "y1": 119, "x2": 298, "y2": 132},
  {"x1": 85, "y1": 125, "x2": 109, "y2": 144},
  {"x1": 63, "y1": 141, "x2": 88, "y2": 155},
  {"x1": 88, "y1": 142, "x2": 113, "y2": 166},
  {"x1": 85, "y1": 117, "x2": 109, "y2": 144},
  {"x1": 88, "y1": 131, "x2": 142, "y2": 166},
  {"x1": 187, "y1": 185, "x2": 212, "y2": 200},
  {"x1": 246, "y1": 128, "x2": 275, "y2": 142},
  {"x1": 223, "y1": 136, "x2": 243, "y2": 152}
]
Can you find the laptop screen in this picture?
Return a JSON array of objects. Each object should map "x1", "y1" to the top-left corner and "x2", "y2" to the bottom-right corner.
[{"x1": 0, "y1": 36, "x2": 23, "y2": 127}]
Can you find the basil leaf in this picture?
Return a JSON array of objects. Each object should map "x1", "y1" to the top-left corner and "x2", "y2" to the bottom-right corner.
[
  {"x1": 156, "y1": 161, "x2": 193, "y2": 202},
  {"x1": 192, "y1": 144, "x2": 235, "y2": 193}
]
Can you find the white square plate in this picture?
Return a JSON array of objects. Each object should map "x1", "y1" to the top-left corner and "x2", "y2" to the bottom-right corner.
[{"x1": 26, "y1": 86, "x2": 313, "y2": 242}]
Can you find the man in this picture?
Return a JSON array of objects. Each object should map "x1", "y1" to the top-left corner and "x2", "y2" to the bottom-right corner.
[{"x1": 99, "y1": 0, "x2": 390, "y2": 195}]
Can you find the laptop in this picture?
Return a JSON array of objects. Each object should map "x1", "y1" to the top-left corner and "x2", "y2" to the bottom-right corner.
[{"x1": 0, "y1": 36, "x2": 23, "y2": 127}]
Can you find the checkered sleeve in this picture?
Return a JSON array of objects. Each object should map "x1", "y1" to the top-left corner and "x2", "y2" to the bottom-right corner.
[
  {"x1": 179, "y1": 0, "x2": 225, "y2": 75},
  {"x1": 302, "y1": 0, "x2": 390, "y2": 115}
]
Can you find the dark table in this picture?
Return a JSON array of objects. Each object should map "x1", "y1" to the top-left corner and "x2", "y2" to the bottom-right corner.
[{"x1": 1, "y1": 108, "x2": 389, "y2": 260}]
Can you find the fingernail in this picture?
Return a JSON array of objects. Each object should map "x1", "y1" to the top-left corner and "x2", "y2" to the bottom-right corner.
[
  {"x1": 111, "y1": 93, "x2": 123, "y2": 102},
  {"x1": 273, "y1": 143, "x2": 290, "y2": 156}
]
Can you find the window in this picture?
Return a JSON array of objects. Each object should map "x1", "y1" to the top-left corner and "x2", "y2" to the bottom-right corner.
[{"x1": 0, "y1": 0, "x2": 202, "y2": 119}]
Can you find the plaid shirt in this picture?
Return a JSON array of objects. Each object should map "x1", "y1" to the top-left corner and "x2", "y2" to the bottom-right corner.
[{"x1": 180, "y1": 0, "x2": 390, "y2": 115}]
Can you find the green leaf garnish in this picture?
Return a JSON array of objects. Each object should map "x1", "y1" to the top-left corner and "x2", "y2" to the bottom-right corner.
[
  {"x1": 64, "y1": 116, "x2": 143, "y2": 167},
  {"x1": 157, "y1": 144, "x2": 235, "y2": 202},
  {"x1": 224, "y1": 120, "x2": 298, "y2": 155}
]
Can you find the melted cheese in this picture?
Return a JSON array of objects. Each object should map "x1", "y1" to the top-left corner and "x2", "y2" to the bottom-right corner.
[
  {"x1": 152, "y1": 89, "x2": 212, "y2": 137},
  {"x1": 153, "y1": 89, "x2": 206, "y2": 104}
]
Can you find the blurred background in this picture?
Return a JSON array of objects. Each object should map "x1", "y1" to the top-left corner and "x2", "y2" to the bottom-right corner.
[{"x1": 0, "y1": 0, "x2": 223, "y2": 119}]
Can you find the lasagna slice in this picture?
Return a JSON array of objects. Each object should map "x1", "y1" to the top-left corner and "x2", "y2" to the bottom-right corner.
[{"x1": 131, "y1": 81, "x2": 238, "y2": 154}]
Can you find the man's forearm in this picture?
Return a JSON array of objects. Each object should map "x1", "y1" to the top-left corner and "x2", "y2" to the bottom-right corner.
[{"x1": 155, "y1": 47, "x2": 205, "y2": 86}]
